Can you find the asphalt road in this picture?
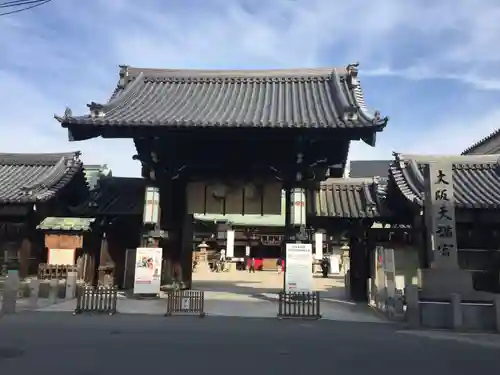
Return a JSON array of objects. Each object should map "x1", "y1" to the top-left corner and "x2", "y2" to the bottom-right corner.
[{"x1": 0, "y1": 312, "x2": 499, "y2": 375}]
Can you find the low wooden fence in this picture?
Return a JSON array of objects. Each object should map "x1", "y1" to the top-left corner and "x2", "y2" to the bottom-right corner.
[
  {"x1": 38, "y1": 264, "x2": 78, "y2": 280},
  {"x1": 277, "y1": 291, "x2": 322, "y2": 320},
  {"x1": 74, "y1": 285, "x2": 118, "y2": 315},
  {"x1": 165, "y1": 290, "x2": 205, "y2": 317}
]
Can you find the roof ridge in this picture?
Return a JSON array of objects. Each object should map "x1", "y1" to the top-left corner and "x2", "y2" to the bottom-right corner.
[
  {"x1": 394, "y1": 152, "x2": 500, "y2": 164},
  {"x1": 462, "y1": 128, "x2": 500, "y2": 155},
  {"x1": 0, "y1": 152, "x2": 81, "y2": 166},
  {"x1": 125, "y1": 66, "x2": 342, "y2": 79}
]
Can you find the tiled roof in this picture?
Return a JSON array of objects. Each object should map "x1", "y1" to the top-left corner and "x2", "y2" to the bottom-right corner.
[
  {"x1": 83, "y1": 164, "x2": 112, "y2": 190},
  {"x1": 0, "y1": 152, "x2": 83, "y2": 204},
  {"x1": 462, "y1": 129, "x2": 500, "y2": 155},
  {"x1": 56, "y1": 63, "x2": 388, "y2": 137},
  {"x1": 389, "y1": 153, "x2": 500, "y2": 209},
  {"x1": 71, "y1": 176, "x2": 145, "y2": 216},
  {"x1": 349, "y1": 160, "x2": 391, "y2": 178},
  {"x1": 37, "y1": 217, "x2": 95, "y2": 232},
  {"x1": 309, "y1": 178, "x2": 383, "y2": 218}
]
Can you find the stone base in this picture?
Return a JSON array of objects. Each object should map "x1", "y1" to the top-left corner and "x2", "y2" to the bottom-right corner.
[
  {"x1": 225, "y1": 262, "x2": 236, "y2": 272},
  {"x1": 195, "y1": 261, "x2": 211, "y2": 273},
  {"x1": 418, "y1": 268, "x2": 494, "y2": 301}
]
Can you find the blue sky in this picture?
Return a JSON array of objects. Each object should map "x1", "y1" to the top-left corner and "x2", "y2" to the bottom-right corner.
[{"x1": 1, "y1": 0, "x2": 500, "y2": 177}]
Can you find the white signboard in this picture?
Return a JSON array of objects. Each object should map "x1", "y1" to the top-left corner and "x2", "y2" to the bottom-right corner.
[
  {"x1": 48, "y1": 249, "x2": 75, "y2": 265},
  {"x1": 133, "y1": 247, "x2": 162, "y2": 294},
  {"x1": 285, "y1": 243, "x2": 313, "y2": 292}
]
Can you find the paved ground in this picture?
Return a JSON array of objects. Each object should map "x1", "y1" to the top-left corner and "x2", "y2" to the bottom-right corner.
[
  {"x1": 29, "y1": 270, "x2": 382, "y2": 323},
  {"x1": 192, "y1": 266, "x2": 347, "y2": 298},
  {"x1": 0, "y1": 313, "x2": 499, "y2": 374}
]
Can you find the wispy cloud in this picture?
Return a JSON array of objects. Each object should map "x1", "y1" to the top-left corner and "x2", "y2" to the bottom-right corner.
[{"x1": 0, "y1": 0, "x2": 499, "y2": 176}]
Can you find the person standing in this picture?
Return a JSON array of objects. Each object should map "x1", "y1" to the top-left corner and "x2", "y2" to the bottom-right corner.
[
  {"x1": 276, "y1": 257, "x2": 283, "y2": 274},
  {"x1": 249, "y1": 257, "x2": 256, "y2": 273}
]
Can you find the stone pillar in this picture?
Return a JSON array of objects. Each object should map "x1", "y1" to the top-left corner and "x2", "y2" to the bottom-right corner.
[
  {"x1": 314, "y1": 231, "x2": 323, "y2": 260},
  {"x1": 29, "y1": 279, "x2": 40, "y2": 309},
  {"x1": 405, "y1": 285, "x2": 420, "y2": 328},
  {"x1": 48, "y1": 279, "x2": 58, "y2": 304},
  {"x1": 450, "y1": 293, "x2": 462, "y2": 330},
  {"x1": 1, "y1": 269, "x2": 20, "y2": 315},
  {"x1": 494, "y1": 294, "x2": 500, "y2": 333},
  {"x1": 226, "y1": 229, "x2": 235, "y2": 258},
  {"x1": 225, "y1": 229, "x2": 236, "y2": 272},
  {"x1": 65, "y1": 271, "x2": 77, "y2": 299}
]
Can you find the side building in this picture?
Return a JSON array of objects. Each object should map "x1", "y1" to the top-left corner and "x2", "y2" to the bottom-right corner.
[{"x1": 0, "y1": 152, "x2": 88, "y2": 277}]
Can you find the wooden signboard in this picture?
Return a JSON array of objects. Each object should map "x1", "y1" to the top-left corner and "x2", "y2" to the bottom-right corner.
[{"x1": 44, "y1": 233, "x2": 82, "y2": 251}]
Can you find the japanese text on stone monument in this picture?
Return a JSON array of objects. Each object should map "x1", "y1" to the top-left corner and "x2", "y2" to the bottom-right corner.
[{"x1": 424, "y1": 163, "x2": 458, "y2": 268}]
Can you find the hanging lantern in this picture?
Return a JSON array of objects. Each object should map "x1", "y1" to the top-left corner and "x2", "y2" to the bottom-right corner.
[{"x1": 143, "y1": 186, "x2": 160, "y2": 225}]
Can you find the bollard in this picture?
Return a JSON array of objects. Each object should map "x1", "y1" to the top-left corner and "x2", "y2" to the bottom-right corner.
[
  {"x1": 344, "y1": 270, "x2": 351, "y2": 299},
  {"x1": 1, "y1": 269, "x2": 20, "y2": 315},
  {"x1": 48, "y1": 279, "x2": 58, "y2": 305},
  {"x1": 65, "y1": 272, "x2": 77, "y2": 299},
  {"x1": 405, "y1": 285, "x2": 420, "y2": 328},
  {"x1": 450, "y1": 293, "x2": 462, "y2": 330},
  {"x1": 29, "y1": 279, "x2": 40, "y2": 309},
  {"x1": 494, "y1": 294, "x2": 500, "y2": 333}
]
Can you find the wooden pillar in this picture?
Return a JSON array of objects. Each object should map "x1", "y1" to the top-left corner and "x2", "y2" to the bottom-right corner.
[
  {"x1": 168, "y1": 181, "x2": 185, "y2": 285},
  {"x1": 283, "y1": 182, "x2": 292, "y2": 256},
  {"x1": 19, "y1": 237, "x2": 31, "y2": 279},
  {"x1": 180, "y1": 212, "x2": 193, "y2": 288},
  {"x1": 349, "y1": 226, "x2": 369, "y2": 302}
]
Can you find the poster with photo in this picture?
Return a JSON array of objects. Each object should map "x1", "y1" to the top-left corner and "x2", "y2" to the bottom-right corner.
[{"x1": 133, "y1": 247, "x2": 162, "y2": 294}]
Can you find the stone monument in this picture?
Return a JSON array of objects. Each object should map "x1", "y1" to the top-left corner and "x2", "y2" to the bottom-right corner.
[{"x1": 419, "y1": 162, "x2": 474, "y2": 299}]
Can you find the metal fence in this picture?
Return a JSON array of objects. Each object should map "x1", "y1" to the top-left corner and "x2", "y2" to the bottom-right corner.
[
  {"x1": 277, "y1": 291, "x2": 322, "y2": 319},
  {"x1": 165, "y1": 290, "x2": 205, "y2": 317},
  {"x1": 74, "y1": 285, "x2": 118, "y2": 315}
]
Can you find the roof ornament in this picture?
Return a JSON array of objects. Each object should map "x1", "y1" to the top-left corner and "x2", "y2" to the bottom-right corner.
[
  {"x1": 53, "y1": 107, "x2": 74, "y2": 123},
  {"x1": 373, "y1": 110, "x2": 389, "y2": 126},
  {"x1": 87, "y1": 102, "x2": 105, "y2": 118},
  {"x1": 346, "y1": 62, "x2": 360, "y2": 88},
  {"x1": 118, "y1": 65, "x2": 130, "y2": 89},
  {"x1": 64, "y1": 107, "x2": 73, "y2": 118},
  {"x1": 346, "y1": 62, "x2": 359, "y2": 77},
  {"x1": 343, "y1": 105, "x2": 358, "y2": 122}
]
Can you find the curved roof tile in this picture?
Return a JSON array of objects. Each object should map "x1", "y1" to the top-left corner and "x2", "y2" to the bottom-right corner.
[
  {"x1": 310, "y1": 177, "x2": 384, "y2": 218},
  {"x1": 0, "y1": 152, "x2": 83, "y2": 204},
  {"x1": 389, "y1": 153, "x2": 500, "y2": 209}
]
